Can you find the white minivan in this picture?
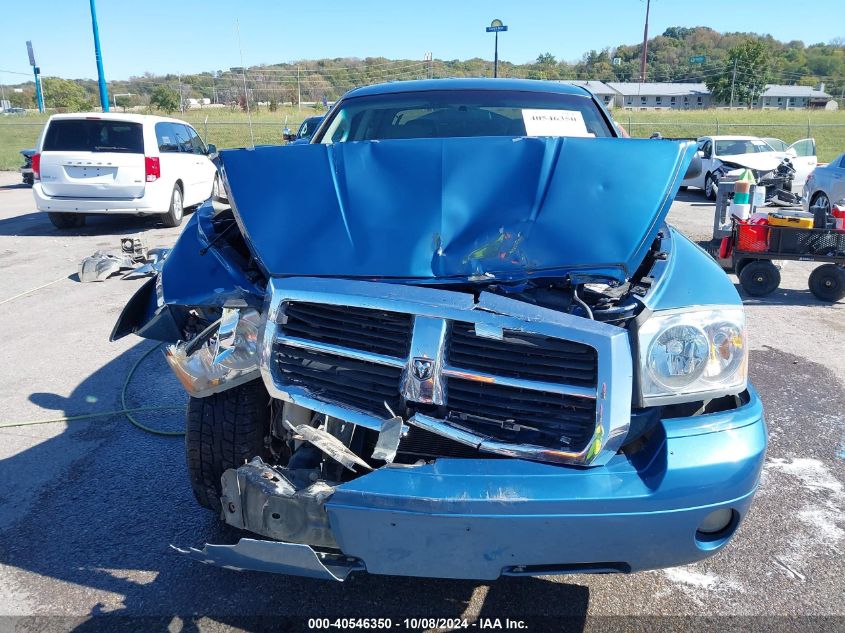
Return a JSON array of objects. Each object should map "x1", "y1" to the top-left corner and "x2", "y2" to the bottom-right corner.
[{"x1": 32, "y1": 113, "x2": 219, "y2": 229}]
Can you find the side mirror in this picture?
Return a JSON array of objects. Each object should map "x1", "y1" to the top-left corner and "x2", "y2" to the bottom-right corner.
[
  {"x1": 206, "y1": 143, "x2": 217, "y2": 155},
  {"x1": 684, "y1": 151, "x2": 702, "y2": 180}
]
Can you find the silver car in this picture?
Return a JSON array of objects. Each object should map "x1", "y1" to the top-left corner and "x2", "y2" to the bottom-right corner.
[{"x1": 804, "y1": 152, "x2": 845, "y2": 212}]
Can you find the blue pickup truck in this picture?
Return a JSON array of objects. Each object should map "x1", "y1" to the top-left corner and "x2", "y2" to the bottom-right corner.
[{"x1": 113, "y1": 79, "x2": 766, "y2": 581}]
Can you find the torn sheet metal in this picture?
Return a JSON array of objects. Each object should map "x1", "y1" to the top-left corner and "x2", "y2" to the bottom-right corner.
[
  {"x1": 220, "y1": 457, "x2": 337, "y2": 548},
  {"x1": 371, "y1": 416, "x2": 405, "y2": 463},
  {"x1": 292, "y1": 424, "x2": 373, "y2": 472},
  {"x1": 79, "y1": 238, "x2": 170, "y2": 283},
  {"x1": 79, "y1": 251, "x2": 137, "y2": 282},
  {"x1": 220, "y1": 137, "x2": 695, "y2": 283},
  {"x1": 172, "y1": 539, "x2": 361, "y2": 581}
]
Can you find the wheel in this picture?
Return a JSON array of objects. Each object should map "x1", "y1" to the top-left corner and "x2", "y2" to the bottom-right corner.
[
  {"x1": 808, "y1": 264, "x2": 845, "y2": 302},
  {"x1": 735, "y1": 257, "x2": 753, "y2": 276},
  {"x1": 48, "y1": 212, "x2": 85, "y2": 229},
  {"x1": 161, "y1": 184, "x2": 184, "y2": 228},
  {"x1": 739, "y1": 260, "x2": 781, "y2": 297},
  {"x1": 186, "y1": 380, "x2": 271, "y2": 511},
  {"x1": 811, "y1": 192, "x2": 831, "y2": 214},
  {"x1": 704, "y1": 173, "x2": 717, "y2": 201}
]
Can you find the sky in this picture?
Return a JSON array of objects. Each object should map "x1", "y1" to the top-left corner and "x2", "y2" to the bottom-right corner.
[{"x1": 1, "y1": 0, "x2": 843, "y2": 82}]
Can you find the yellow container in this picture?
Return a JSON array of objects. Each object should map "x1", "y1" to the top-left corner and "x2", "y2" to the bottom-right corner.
[{"x1": 768, "y1": 211, "x2": 814, "y2": 229}]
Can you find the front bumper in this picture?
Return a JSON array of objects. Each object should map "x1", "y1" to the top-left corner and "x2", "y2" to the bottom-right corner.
[{"x1": 180, "y1": 387, "x2": 767, "y2": 580}]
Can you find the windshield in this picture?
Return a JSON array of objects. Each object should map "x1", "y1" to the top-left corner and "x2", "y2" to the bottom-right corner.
[
  {"x1": 43, "y1": 119, "x2": 144, "y2": 153},
  {"x1": 318, "y1": 89, "x2": 614, "y2": 143},
  {"x1": 715, "y1": 139, "x2": 775, "y2": 156},
  {"x1": 762, "y1": 137, "x2": 788, "y2": 152}
]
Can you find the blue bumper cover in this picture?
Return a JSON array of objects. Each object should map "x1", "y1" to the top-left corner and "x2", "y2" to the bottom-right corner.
[{"x1": 181, "y1": 388, "x2": 766, "y2": 580}]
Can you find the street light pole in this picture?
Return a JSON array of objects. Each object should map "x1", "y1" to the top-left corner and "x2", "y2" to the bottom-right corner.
[
  {"x1": 486, "y1": 19, "x2": 508, "y2": 79},
  {"x1": 494, "y1": 31, "x2": 499, "y2": 78},
  {"x1": 89, "y1": 0, "x2": 109, "y2": 111},
  {"x1": 639, "y1": 0, "x2": 651, "y2": 83}
]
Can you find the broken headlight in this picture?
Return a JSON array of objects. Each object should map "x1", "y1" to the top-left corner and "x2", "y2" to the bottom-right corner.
[
  {"x1": 165, "y1": 308, "x2": 262, "y2": 398},
  {"x1": 637, "y1": 307, "x2": 747, "y2": 406}
]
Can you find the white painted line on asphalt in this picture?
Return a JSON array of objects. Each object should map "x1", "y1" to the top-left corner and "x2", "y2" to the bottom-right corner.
[{"x1": 0, "y1": 276, "x2": 65, "y2": 307}]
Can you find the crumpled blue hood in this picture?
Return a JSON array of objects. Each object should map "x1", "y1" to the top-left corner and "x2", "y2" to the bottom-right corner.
[{"x1": 220, "y1": 136, "x2": 695, "y2": 283}]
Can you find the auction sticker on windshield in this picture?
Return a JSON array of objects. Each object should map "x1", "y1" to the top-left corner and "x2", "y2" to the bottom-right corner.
[{"x1": 522, "y1": 109, "x2": 593, "y2": 137}]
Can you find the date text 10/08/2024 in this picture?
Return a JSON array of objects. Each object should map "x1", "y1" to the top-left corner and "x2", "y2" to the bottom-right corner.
[{"x1": 307, "y1": 618, "x2": 528, "y2": 630}]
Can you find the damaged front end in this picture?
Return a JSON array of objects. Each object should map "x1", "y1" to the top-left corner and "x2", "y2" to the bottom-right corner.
[{"x1": 114, "y1": 136, "x2": 766, "y2": 581}]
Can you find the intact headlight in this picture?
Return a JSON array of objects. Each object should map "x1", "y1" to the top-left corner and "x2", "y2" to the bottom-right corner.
[
  {"x1": 165, "y1": 308, "x2": 262, "y2": 398},
  {"x1": 637, "y1": 307, "x2": 747, "y2": 405}
]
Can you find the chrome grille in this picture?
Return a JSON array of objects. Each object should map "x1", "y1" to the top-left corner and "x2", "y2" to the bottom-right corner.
[
  {"x1": 446, "y1": 377, "x2": 597, "y2": 451},
  {"x1": 274, "y1": 345, "x2": 403, "y2": 415},
  {"x1": 262, "y1": 278, "x2": 632, "y2": 466},
  {"x1": 281, "y1": 301, "x2": 412, "y2": 358},
  {"x1": 449, "y1": 321, "x2": 598, "y2": 387}
]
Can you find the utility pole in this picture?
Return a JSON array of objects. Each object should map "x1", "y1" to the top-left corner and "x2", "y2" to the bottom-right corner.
[
  {"x1": 729, "y1": 58, "x2": 738, "y2": 108},
  {"x1": 639, "y1": 0, "x2": 651, "y2": 83},
  {"x1": 178, "y1": 73, "x2": 184, "y2": 112},
  {"x1": 88, "y1": 0, "x2": 109, "y2": 111},
  {"x1": 297, "y1": 65, "x2": 301, "y2": 111}
]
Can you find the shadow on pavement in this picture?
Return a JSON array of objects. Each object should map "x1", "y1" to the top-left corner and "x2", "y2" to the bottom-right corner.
[
  {"x1": 0, "y1": 210, "x2": 173, "y2": 238},
  {"x1": 674, "y1": 189, "x2": 712, "y2": 207},
  {"x1": 735, "y1": 284, "x2": 842, "y2": 307},
  {"x1": 0, "y1": 341, "x2": 591, "y2": 631}
]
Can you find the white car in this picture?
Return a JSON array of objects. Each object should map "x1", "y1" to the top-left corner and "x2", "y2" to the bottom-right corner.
[
  {"x1": 32, "y1": 113, "x2": 219, "y2": 229},
  {"x1": 682, "y1": 135, "x2": 817, "y2": 200}
]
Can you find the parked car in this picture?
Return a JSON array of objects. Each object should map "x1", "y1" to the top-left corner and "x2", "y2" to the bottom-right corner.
[
  {"x1": 20, "y1": 148, "x2": 35, "y2": 186},
  {"x1": 682, "y1": 135, "x2": 817, "y2": 200},
  {"x1": 113, "y1": 79, "x2": 765, "y2": 582},
  {"x1": 803, "y1": 151, "x2": 845, "y2": 212},
  {"x1": 31, "y1": 113, "x2": 219, "y2": 229},
  {"x1": 282, "y1": 115, "x2": 324, "y2": 144}
]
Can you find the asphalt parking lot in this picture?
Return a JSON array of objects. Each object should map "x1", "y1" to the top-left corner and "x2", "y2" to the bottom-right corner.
[{"x1": 0, "y1": 170, "x2": 843, "y2": 630}]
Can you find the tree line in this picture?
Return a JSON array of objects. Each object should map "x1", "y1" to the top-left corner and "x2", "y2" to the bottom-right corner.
[{"x1": 4, "y1": 27, "x2": 843, "y2": 112}]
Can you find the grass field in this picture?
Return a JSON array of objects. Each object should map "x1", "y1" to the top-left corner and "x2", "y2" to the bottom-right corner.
[{"x1": 2, "y1": 106, "x2": 844, "y2": 171}]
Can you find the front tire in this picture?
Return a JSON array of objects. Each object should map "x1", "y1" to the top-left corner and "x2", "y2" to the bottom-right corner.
[
  {"x1": 185, "y1": 380, "x2": 271, "y2": 511},
  {"x1": 161, "y1": 184, "x2": 184, "y2": 228},
  {"x1": 811, "y1": 192, "x2": 831, "y2": 215},
  {"x1": 704, "y1": 173, "x2": 717, "y2": 201},
  {"x1": 48, "y1": 212, "x2": 85, "y2": 229}
]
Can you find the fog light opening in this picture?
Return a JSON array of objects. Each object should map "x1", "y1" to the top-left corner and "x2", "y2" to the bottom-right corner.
[{"x1": 695, "y1": 508, "x2": 739, "y2": 549}]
